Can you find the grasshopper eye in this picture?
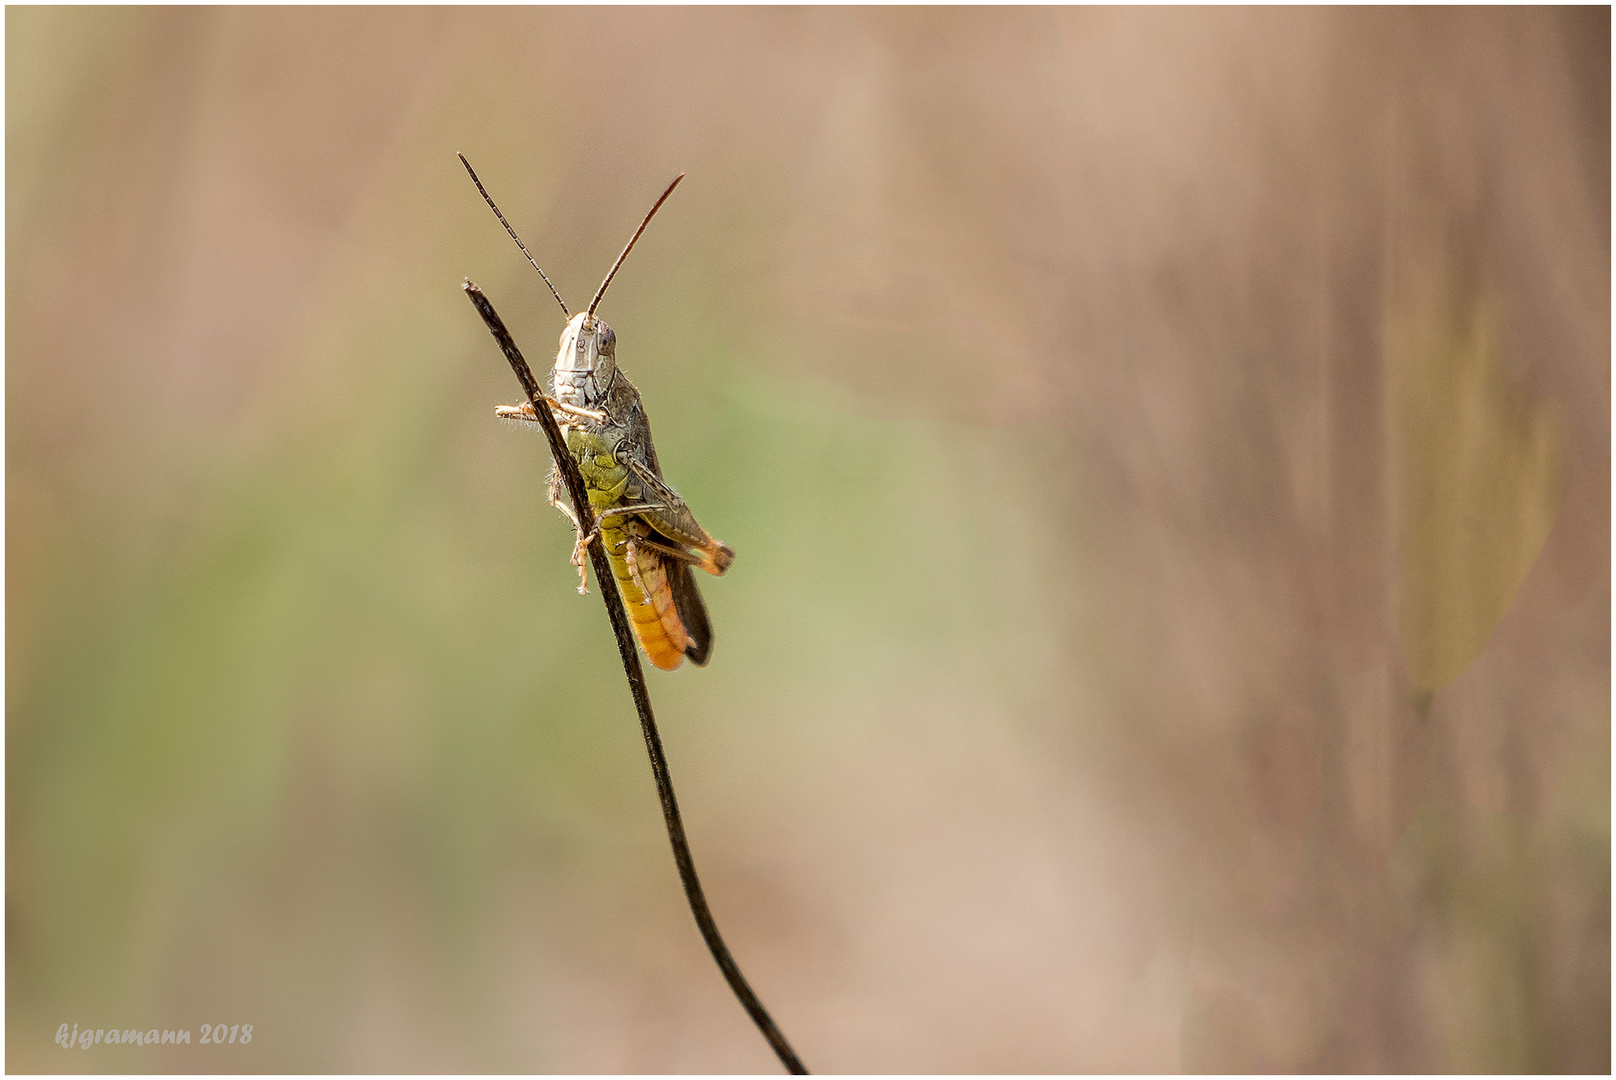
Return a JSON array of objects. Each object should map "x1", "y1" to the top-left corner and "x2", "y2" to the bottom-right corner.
[{"x1": 598, "y1": 324, "x2": 615, "y2": 354}]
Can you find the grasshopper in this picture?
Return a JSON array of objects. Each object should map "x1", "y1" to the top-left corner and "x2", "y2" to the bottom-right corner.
[{"x1": 461, "y1": 155, "x2": 734, "y2": 671}]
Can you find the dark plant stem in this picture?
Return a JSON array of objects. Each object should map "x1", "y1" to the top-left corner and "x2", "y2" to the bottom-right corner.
[{"x1": 464, "y1": 281, "x2": 809, "y2": 1076}]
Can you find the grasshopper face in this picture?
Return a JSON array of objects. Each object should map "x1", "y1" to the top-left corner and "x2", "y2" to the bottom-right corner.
[{"x1": 554, "y1": 311, "x2": 618, "y2": 411}]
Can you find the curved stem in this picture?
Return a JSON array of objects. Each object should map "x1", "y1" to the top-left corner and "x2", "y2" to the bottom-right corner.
[{"x1": 464, "y1": 281, "x2": 809, "y2": 1075}]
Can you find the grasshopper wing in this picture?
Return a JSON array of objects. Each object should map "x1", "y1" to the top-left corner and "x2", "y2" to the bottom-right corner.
[{"x1": 668, "y1": 559, "x2": 713, "y2": 665}]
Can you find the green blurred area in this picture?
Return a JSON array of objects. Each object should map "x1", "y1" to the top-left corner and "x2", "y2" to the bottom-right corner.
[{"x1": 7, "y1": 6, "x2": 1609, "y2": 1073}]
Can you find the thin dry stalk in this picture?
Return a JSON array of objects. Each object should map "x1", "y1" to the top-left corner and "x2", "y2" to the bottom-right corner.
[{"x1": 464, "y1": 280, "x2": 808, "y2": 1075}]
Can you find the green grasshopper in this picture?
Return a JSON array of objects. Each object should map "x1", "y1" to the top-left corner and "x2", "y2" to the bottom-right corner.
[{"x1": 461, "y1": 155, "x2": 734, "y2": 670}]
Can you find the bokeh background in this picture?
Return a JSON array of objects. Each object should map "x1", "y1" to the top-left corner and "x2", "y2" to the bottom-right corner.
[{"x1": 7, "y1": 7, "x2": 1609, "y2": 1073}]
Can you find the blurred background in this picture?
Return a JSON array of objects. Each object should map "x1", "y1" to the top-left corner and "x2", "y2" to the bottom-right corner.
[{"x1": 6, "y1": 7, "x2": 1608, "y2": 1072}]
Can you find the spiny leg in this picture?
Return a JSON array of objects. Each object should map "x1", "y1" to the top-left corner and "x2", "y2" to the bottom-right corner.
[
  {"x1": 632, "y1": 534, "x2": 731, "y2": 575},
  {"x1": 505, "y1": 398, "x2": 608, "y2": 592},
  {"x1": 568, "y1": 502, "x2": 675, "y2": 546},
  {"x1": 623, "y1": 458, "x2": 735, "y2": 574},
  {"x1": 547, "y1": 463, "x2": 593, "y2": 593},
  {"x1": 546, "y1": 464, "x2": 581, "y2": 529},
  {"x1": 495, "y1": 398, "x2": 607, "y2": 424},
  {"x1": 591, "y1": 503, "x2": 671, "y2": 527},
  {"x1": 624, "y1": 537, "x2": 653, "y2": 606},
  {"x1": 561, "y1": 503, "x2": 672, "y2": 593}
]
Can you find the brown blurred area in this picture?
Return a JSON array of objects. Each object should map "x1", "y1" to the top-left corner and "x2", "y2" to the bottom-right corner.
[{"x1": 6, "y1": 7, "x2": 1608, "y2": 1073}]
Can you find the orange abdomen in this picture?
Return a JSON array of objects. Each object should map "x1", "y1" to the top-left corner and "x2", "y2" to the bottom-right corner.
[{"x1": 604, "y1": 524, "x2": 690, "y2": 671}]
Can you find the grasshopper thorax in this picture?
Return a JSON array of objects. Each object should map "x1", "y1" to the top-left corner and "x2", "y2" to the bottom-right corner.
[{"x1": 554, "y1": 311, "x2": 618, "y2": 411}]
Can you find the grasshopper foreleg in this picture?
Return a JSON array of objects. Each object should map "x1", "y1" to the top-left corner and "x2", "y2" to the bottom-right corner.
[{"x1": 496, "y1": 399, "x2": 608, "y2": 425}]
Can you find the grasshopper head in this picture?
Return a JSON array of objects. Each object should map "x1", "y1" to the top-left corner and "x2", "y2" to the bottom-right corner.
[{"x1": 553, "y1": 311, "x2": 617, "y2": 408}]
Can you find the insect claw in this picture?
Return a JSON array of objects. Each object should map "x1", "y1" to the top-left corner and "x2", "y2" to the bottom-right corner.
[{"x1": 571, "y1": 526, "x2": 599, "y2": 593}]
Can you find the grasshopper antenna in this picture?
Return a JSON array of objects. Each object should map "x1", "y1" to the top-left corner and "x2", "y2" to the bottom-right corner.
[
  {"x1": 587, "y1": 173, "x2": 684, "y2": 319},
  {"x1": 458, "y1": 152, "x2": 570, "y2": 318}
]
